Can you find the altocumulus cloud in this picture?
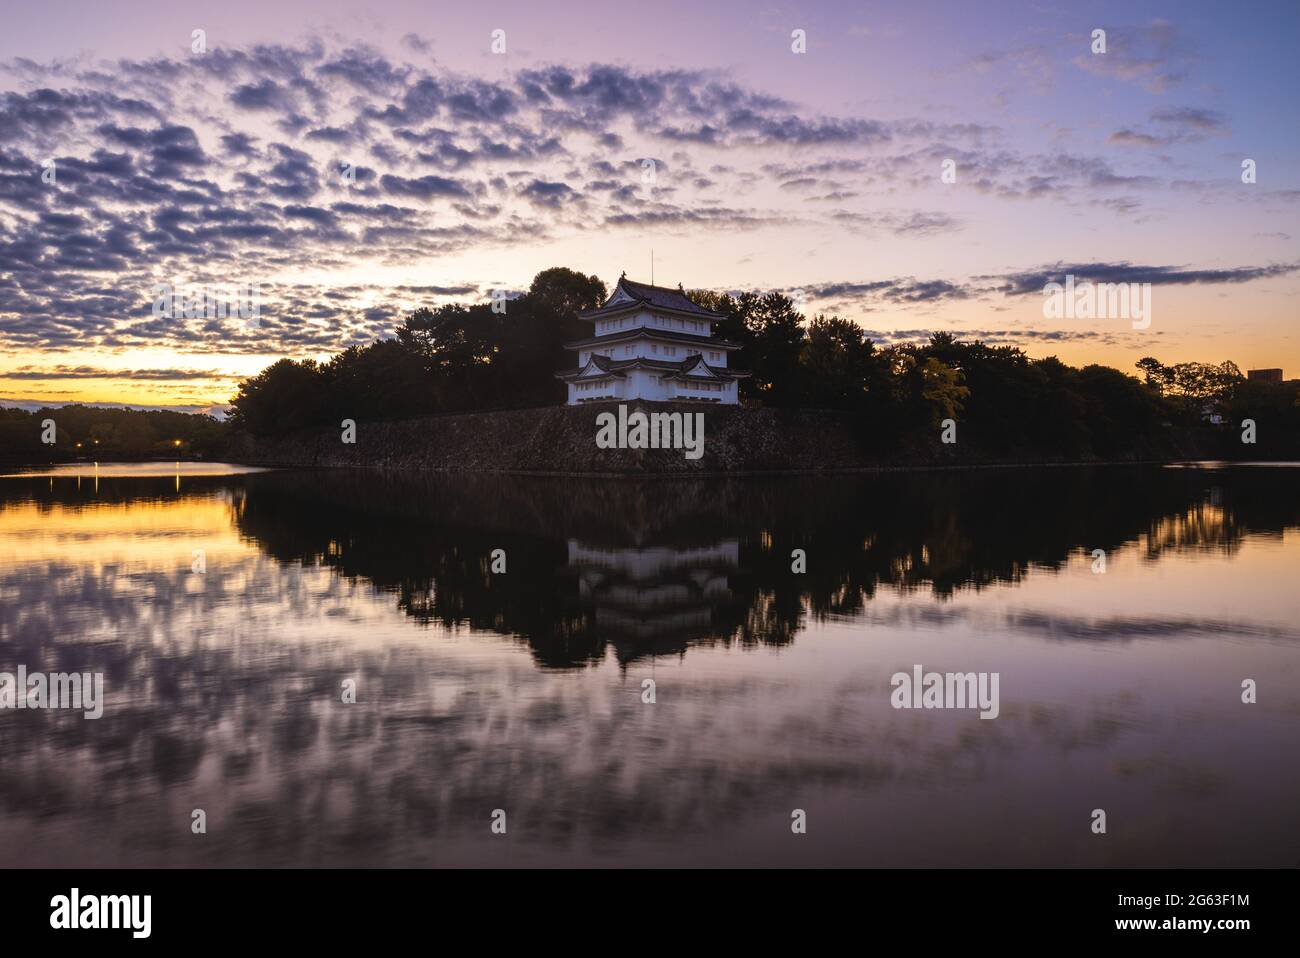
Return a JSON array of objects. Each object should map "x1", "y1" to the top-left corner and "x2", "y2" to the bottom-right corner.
[
  {"x1": 0, "y1": 38, "x2": 1289, "y2": 369},
  {"x1": 2, "y1": 43, "x2": 990, "y2": 357}
]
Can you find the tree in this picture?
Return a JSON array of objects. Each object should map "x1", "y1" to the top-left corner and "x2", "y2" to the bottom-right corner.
[
  {"x1": 1135, "y1": 357, "x2": 1174, "y2": 394},
  {"x1": 221, "y1": 266, "x2": 1295, "y2": 465},
  {"x1": 744, "y1": 292, "x2": 806, "y2": 406},
  {"x1": 918, "y1": 357, "x2": 970, "y2": 427},
  {"x1": 499, "y1": 268, "x2": 606, "y2": 408},
  {"x1": 389, "y1": 268, "x2": 607, "y2": 412},
  {"x1": 324, "y1": 340, "x2": 435, "y2": 422},
  {"x1": 227, "y1": 359, "x2": 327, "y2": 436},
  {"x1": 800, "y1": 316, "x2": 877, "y2": 409},
  {"x1": 1076, "y1": 364, "x2": 1169, "y2": 457},
  {"x1": 1, "y1": 405, "x2": 227, "y2": 462},
  {"x1": 526, "y1": 267, "x2": 606, "y2": 321},
  {"x1": 1164, "y1": 360, "x2": 1242, "y2": 421}
]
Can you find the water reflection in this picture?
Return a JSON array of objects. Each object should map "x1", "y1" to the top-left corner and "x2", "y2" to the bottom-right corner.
[
  {"x1": 219, "y1": 466, "x2": 1300, "y2": 666},
  {"x1": 570, "y1": 539, "x2": 741, "y2": 664},
  {"x1": 0, "y1": 464, "x2": 1297, "y2": 867}
]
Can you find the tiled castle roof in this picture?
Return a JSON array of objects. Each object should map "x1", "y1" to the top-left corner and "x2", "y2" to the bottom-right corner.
[
  {"x1": 555, "y1": 353, "x2": 749, "y2": 382},
  {"x1": 562, "y1": 326, "x2": 742, "y2": 350},
  {"x1": 577, "y1": 275, "x2": 725, "y2": 321}
]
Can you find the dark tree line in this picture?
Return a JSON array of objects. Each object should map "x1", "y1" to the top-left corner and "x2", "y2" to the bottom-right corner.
[
  {"x1": 226, "y1": 265, "x2": 1299, "y2": 460},
  {"x1": 1135, "y1": 356, "x2": 1300, "y2": 431},
  {"x1": 4, "y1": 265, "x2": 1284, "y2": 463},
  {"x1": 0, "y1": 404, "x2": 225, "y2": 462},
  {"x1": 227, "y1": 267, "x2": 605, "y2": 435}
]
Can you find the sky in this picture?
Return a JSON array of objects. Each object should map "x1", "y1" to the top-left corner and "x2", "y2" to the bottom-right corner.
[{"x1": 0, "y1": 0, "x2": 1297, "y2": 413}]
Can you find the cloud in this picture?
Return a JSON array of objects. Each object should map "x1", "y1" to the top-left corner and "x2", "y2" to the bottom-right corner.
[
  {"x1": 1108, "y1": 129, "x2": 1170, "y2": 147},
  {"x1": 0, "y1": 397, "x2": 228, "y2": 415},
  {"x1": 0, "y1": 37, "x2": 1287, "y2": 393},
  {"x1": 380, "y1": 173, "x2": 476, "y2": 200},
  {"x1": 1072, "y1": 21, "x2": 1199, "y2": 93},
  {"x1": 229, "y1": 78, "x2": 293, "y2": 111},
  {"x1": 828, "y1": 209, "x2": 961, "y2": 237},
  {"x1": 0, "y1": 365, "x2": 242, "y2": 380},
  {"x1": 520, "y1": 179, "x2": 578, "y2": 207},
  {"x1": 1109, "y1": 106, "x2": 1227, "y2": 146},
  {"x1": 854, "y1": 328, "x2": 1134, "y2": 346},
  {"x1": 983, "y1": 261, "x2": 1300, "y2": 296},
  {"x1": 800, "y1": 258, "x2": 1300, "y2": 314},
  {"x1": 811, "y1": 278, "x2": 970, "y2": 308},
  {"x1": 1150, "y1": 107, "x2": 1225, "y2": 132}
]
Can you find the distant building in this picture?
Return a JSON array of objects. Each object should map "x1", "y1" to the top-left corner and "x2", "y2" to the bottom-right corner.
[
  {"x1": 1247, "y1": 368, "x2": 1283, "y2": 382},
  {"x1": 556, "y1": 274, "x2": 749, "y2": 405}
]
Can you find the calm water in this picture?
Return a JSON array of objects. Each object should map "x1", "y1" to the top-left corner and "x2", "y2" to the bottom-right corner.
[{"x1": 0, "y1": 463, "x2": 1297, "y2": 867}]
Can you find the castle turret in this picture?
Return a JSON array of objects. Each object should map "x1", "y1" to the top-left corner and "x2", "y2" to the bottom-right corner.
[{"x1": 556, "y1": 275, "x2": 748, "y2": 404}]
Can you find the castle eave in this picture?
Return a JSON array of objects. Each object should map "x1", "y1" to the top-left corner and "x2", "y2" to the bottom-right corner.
[{"x1": 563, "y1": 327, "x2": 742, "y2": 350}]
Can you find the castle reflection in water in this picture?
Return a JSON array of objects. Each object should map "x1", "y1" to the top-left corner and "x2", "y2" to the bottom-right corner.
[
  {"x1": 569, "y1": 538, "x2": 739, "y2": 661},
  {"x1": 0, "y1": 463, "x2": 1298, "y2": 867}
]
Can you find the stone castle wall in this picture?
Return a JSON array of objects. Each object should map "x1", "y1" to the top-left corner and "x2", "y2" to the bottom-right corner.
[{"x1": 225, "y1": 401, "x2": 1225, "y2": 474}]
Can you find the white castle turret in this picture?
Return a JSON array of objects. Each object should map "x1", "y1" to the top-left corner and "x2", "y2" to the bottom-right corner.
[{"x1": 556, "y1": 274, "x2": 748, "y2": 404}]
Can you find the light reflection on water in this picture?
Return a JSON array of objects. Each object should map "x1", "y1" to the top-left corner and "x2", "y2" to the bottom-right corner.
[
  {"x1": 0, "y1": 464, "x2": 1297, "y2": 867},
  {"x1": 0, "y1": 461, "x2": 271, "y2": 479}
]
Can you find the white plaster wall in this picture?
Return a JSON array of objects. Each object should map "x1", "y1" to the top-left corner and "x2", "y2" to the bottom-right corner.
[
  {"x1": 593, "y1": 309, "x2": 713, "y2": 339},
  {"x1": 580, "y1": 339, "x2": 729, "y2": 366}
]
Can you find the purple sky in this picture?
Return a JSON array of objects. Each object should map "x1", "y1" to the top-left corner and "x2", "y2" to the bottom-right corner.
[{"x1": 1, "y1": 0, "x2": 1297, "y2": 411}]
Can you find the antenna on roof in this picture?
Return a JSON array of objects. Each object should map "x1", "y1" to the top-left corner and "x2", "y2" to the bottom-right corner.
[{"x1": 651, "y1": 249, "x2": 654, "y2": 286}]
